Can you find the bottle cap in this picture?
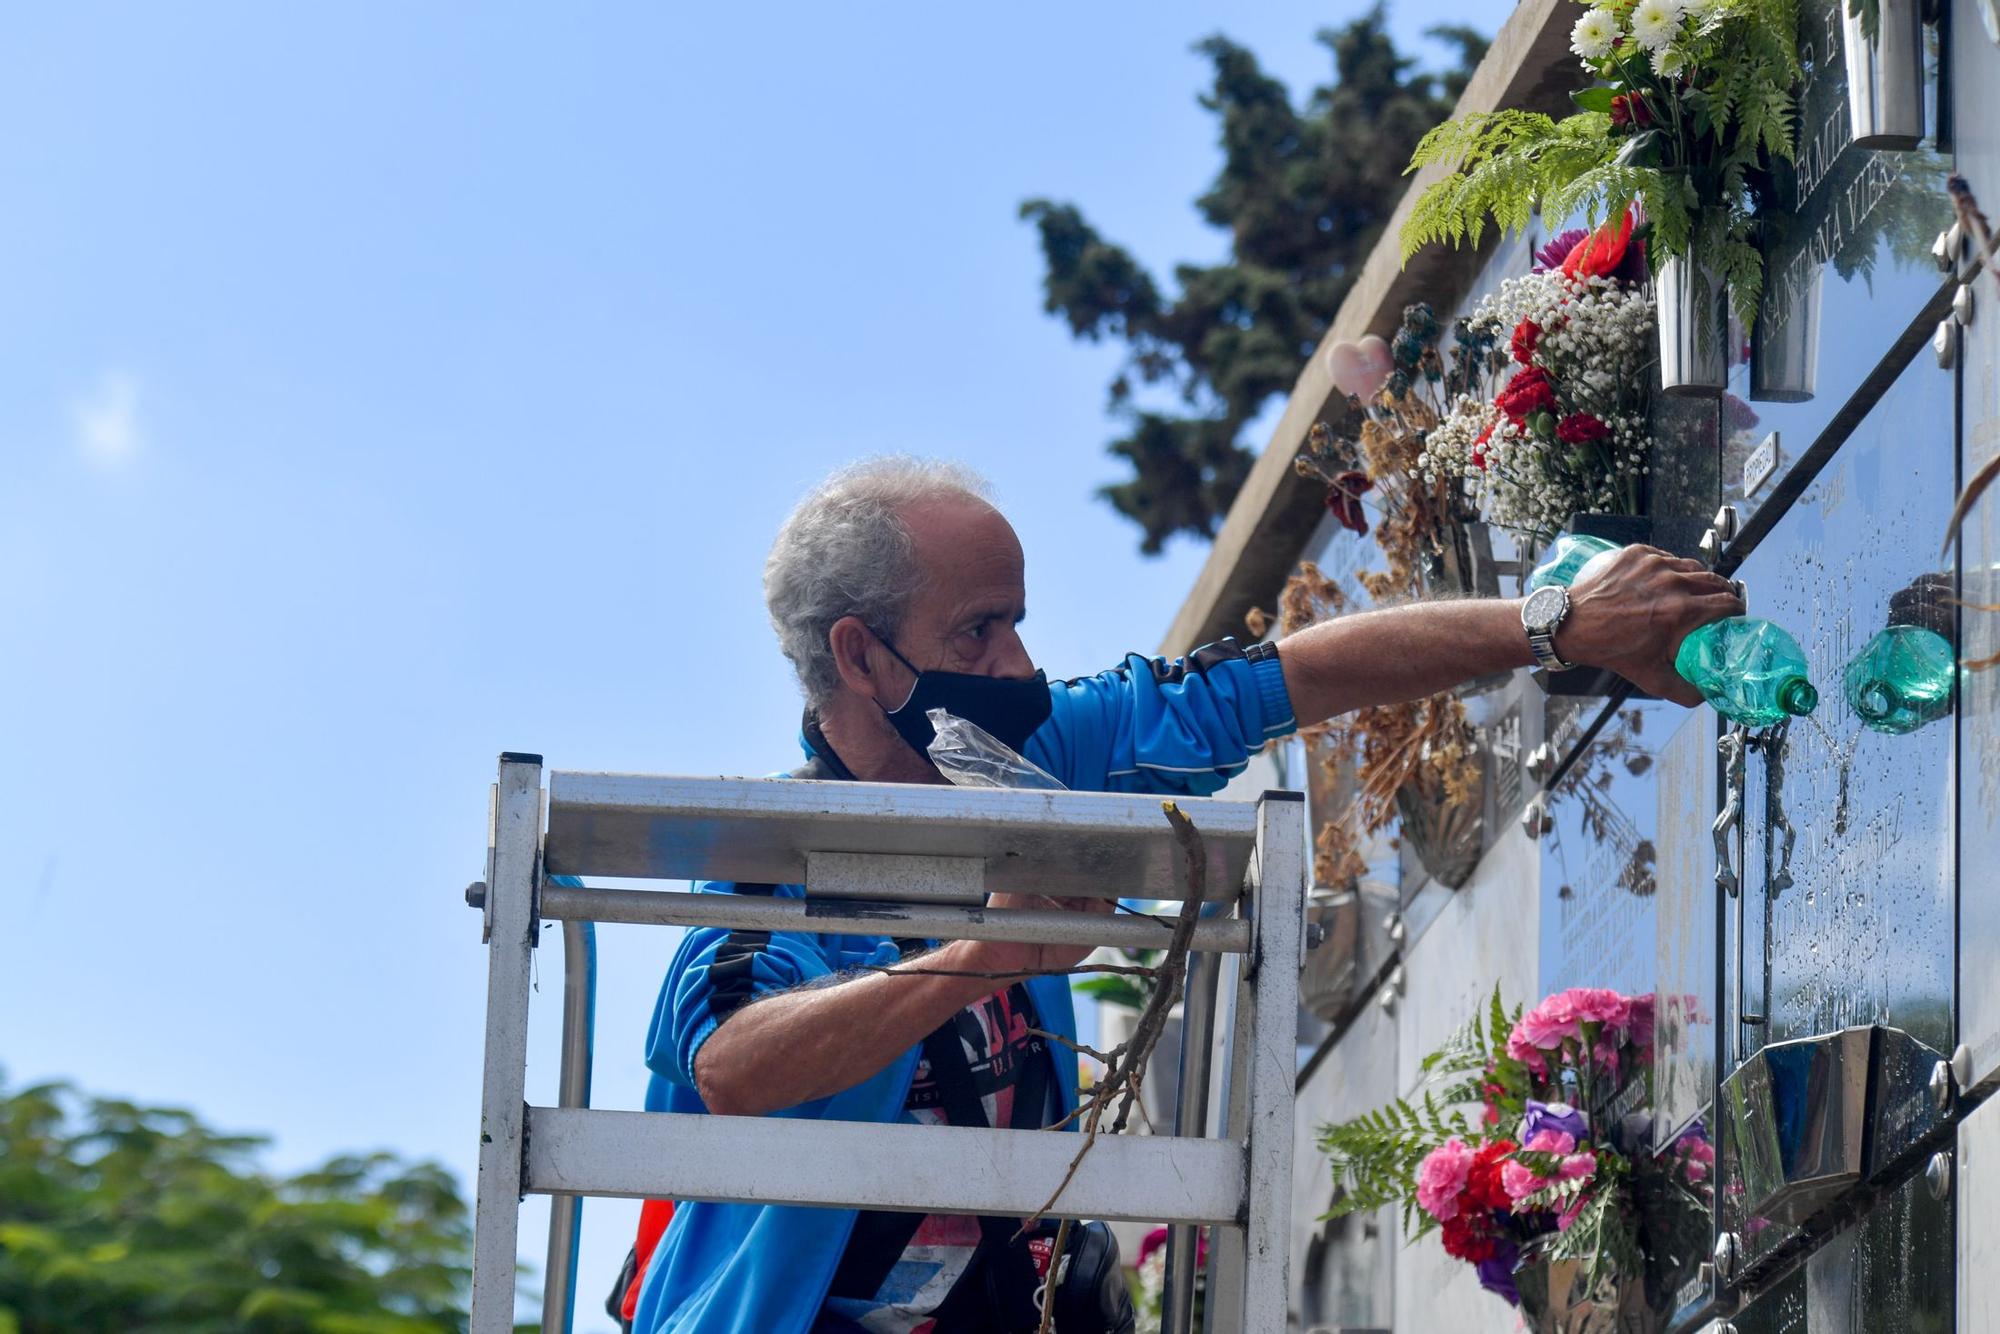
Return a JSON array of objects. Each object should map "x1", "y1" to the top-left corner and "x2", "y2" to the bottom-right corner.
[{"x1": 1780, "y1": 678, "x2": 1819, "y2": 716}]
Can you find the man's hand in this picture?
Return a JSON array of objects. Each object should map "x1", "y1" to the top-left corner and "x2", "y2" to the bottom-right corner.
[
  {"x1": 1555, "y1": 545, "x2": 1745, "y2": 707},
  {"x1": 959, "y1": 893, "x2": 1115, "y2": 977}
]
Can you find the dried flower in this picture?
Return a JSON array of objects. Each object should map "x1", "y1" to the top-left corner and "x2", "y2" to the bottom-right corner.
[{"x1": 1325, "y1": 469, "x2": 1374, "y2": 536}]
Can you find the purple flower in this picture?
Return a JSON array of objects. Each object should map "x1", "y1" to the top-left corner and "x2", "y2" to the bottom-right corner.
[
  {"x1": 1533, "y1": 229, "x2": 1588, "y2": 273},
  {"x1": 1475, "y1": 1233, "x2": 1521, "y2": 1305},
  {"x1": 1520, "y1": 1100, "x2": 1589, "y2": 1145}
]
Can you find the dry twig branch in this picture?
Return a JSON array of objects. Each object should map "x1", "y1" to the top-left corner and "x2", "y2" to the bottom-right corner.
[{"x1": 1017, "y1": 800, "x2": 1209, "y2": 1235}]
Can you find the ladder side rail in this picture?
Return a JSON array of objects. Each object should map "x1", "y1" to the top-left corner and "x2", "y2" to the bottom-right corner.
[
  {"x1": 1205, "y1": 793, "x2": 1306, "y2": 1332},
  {"x1": 540, "y1": 919, "x2": 596, "y2": 1334},
  {"x1": 470, "y1": 754, "x2": 545, "y2": 1334},
  {"x1": 518, "y1": 1106, "x2": 1246, "y2": 1223},
  {"x1": 1160, "y1": 943, "x2": 1227, "y2": 1333},
  {"x1": 1241, "y1": 793, "x2": 1306, "y2": 1330}
]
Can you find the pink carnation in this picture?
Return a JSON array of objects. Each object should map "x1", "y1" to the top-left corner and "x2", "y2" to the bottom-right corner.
[
  {"x1": 1567, "y1": 988, "x2": 1633, "y2": 1032},
  {"x1": 1512, "y1": 988, "x2": 1640, "y2": 1073},
  {"x1": 1627, "y1": 992, "x2": 1658, "y2": 1051},
  {"x1": 1415, "y1": 1138, "x2": 1476, "y2": 1222},
  {"x1": 1680, "y1": 1136, "x2": 1715, "y2": 1184},
  {"x1": 1502, "y1": 1130, "x2": 1597, "y2": 1219}
]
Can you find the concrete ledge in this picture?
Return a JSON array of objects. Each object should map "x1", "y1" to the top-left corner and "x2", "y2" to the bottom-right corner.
[{"x1": 1161, "y1": 0, "x2": 1581, "y2": 655}]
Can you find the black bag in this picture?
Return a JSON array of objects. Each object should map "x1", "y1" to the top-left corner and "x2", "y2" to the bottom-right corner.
[{"x1": 981, "y1": 1217, "x2": 1136, "y2": 1334}]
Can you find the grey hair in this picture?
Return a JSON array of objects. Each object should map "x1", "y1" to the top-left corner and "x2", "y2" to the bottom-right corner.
[{"x1": 764, "y1": 456, "x2": 994, "y2": 704}]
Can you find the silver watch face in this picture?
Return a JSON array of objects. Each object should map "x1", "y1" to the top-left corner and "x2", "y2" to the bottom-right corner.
[{"x1": 1522, "y1": 585, "x2": 1568, "y2": 635}]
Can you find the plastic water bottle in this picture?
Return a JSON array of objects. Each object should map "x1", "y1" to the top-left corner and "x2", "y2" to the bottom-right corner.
[
  {"x1": 1527, "y1": 534, "x2": 1819, "y2": 725},
  {"x1": 1842, "y1": 625, "x2": 1955, "y2": 734},
  {"x1": 1526, "y1": 534, "x2": 1622, "y2": 591},
  {"x1": 1673, "y1": 618, "x2": 1819, "y2": 725}
]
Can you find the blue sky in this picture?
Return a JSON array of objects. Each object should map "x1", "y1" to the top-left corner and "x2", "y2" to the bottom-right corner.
[{"x1": 0, "y1": 3, "x2": 1475, "y2": 1323}]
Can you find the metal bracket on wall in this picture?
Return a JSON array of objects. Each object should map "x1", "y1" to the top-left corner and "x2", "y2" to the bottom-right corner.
[{"x1": 1699, "y1": 504, "x2": 1741, "y2": 566}]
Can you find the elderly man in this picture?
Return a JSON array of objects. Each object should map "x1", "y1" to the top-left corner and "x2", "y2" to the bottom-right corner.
[{"x1": 628, "y1": 458, "x2": 1739, "y2": 1334}]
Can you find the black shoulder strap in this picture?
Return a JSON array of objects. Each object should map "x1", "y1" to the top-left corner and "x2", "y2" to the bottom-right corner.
[
  {"x1": 919, "y1": 988, "x2": 1053, "y2": 1260},
  {"x1": 789, "y1": 755, "x2": 840, "y2": 781}
]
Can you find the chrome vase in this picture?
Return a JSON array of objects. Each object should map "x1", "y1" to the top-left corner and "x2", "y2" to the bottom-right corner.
[
  {"x1": 1841, "y1": 0, "x2": 1925, "y2": 151},
  {"x1": 1655, "y1": 254, "x2": 1729, "y2": 397},
  {"x1": 1750, "y1": 267, "x2": 1823, "y2": 403},
  {"x1": 1515, "y1": 1251, "x2": 1658, "y2": 1334}
]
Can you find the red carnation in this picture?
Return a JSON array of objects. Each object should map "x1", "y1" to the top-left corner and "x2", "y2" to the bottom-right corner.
[
  {"x1": 1440, "y1": 1216, "x2": 1499, "y2": 1263},
  {"x1": 1495, "y1": 366, "x2": 1556, "y2": 422},
  {"x1": 1609, "y1": 93, "x2": 1652, "y2": 130},
  {"x1": 1556, "y1": 412, "x2": 1611, "y2": 444},
  {"x1": 1562, "y1": 209, "x2": 1636, "y2": 281},
  {"x1": 1470, "y1": 420, "x2": 1495, "y2": 470},
  {"x1": 1466, "y1": 1140, "x2": 1518, "y2": 1213},
  {"x1": 1510, "y1": 319, "x2": 1542, "y2": 366}
]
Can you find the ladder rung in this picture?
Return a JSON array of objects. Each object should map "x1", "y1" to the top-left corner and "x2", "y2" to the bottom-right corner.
[
  {"x1": 520, "y1": 1105, "x2": 1246, "y2": 1225},
  {"x1": 537, "y1": 882, "x2": 1253, "y2": 954},
  {"x1": 543, "y1": 771, "x2": 1260, "y2": 897}
]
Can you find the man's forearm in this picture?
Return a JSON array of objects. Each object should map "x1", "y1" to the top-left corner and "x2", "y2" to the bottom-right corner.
[
  {"x1": 692, "y1": 940, "x2": 1006, "y2": 1117},
  {"x1": 1275, "y1": 598, "x2": 1531, "y2": 726}
]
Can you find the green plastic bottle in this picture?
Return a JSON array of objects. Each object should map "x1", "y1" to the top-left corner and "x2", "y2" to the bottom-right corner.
[
  {"x1": 1528, "y1": 533, "x2": 1819, "y2": 726},
  {"x1": 1672, "y1": 617, "x2": 1820, "y2": 726},
  {"x1": 1842, "y1": 625, "x2": 1955, "y2": 734}
]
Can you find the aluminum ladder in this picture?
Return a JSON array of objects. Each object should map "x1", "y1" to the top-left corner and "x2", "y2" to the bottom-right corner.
[{"x1": 467, "y1": 752, "x2": 1305, "y2": 1333}]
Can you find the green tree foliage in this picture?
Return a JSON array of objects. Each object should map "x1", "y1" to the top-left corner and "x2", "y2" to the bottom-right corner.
[
  {"x1": 1021, "y1": 9, "x2": 1487, "y2": 553},
  {"x1": 0, "y1": 1071, "x2": 513, "y2": 1333}
]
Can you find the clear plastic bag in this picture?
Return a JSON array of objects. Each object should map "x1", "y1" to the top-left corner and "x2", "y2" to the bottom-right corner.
[{"x1": 925, "y1": 708, "x2": 1068, "y2": 791}]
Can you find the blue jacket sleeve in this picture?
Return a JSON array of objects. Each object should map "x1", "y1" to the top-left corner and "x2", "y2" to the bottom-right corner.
[
  {"x1": 1023, "y1": 639, "x2": 1296, "y2": 796},
  {"x1": 645, "y1": 881, "x2": 900, "y2": 1091}
]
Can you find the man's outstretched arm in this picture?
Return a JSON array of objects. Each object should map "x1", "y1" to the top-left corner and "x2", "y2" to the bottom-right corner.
[{"x1": 1274, "y1": 546, "x2": 1743, "y2": 725}]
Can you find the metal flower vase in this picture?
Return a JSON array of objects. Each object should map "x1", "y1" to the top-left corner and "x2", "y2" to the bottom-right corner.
[
  {"x1": 1515, "y1": 1250, "x2": 1658, "y2": 1334},
  {"x1": 1842, "y1": 0, "x2": 1925, "y2": 151},
  {"x1": 1394, "y1": 779, "x2": 1484, "y2": 890},
  {"x1": 1655, "y1": 254, "x2": 1729, "y2": 397},
  {"x1": 1750, "y1": 266, "x2": 1824, "y2": 403},
  {"x1": 1422, "y1": 519, "x2": 1502, "y2": 600}
]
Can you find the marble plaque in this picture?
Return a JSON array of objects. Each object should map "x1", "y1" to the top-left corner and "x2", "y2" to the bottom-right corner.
[
  {"x1": 1539, "y1": 700, "x2": 1681, "y2": 1000},
  {"x1": 1731, "y1": 351, "x2": 1956, "y2": 1059},
  {"x1": 1723, "y1": 0, "x2": 1953, "y2": 517},
  {"x1": 1652, "y1": 708, "x2": 1720, "y2": 1151}
]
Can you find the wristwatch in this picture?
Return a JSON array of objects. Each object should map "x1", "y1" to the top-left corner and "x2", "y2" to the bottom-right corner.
[{"x1": 1521, "y1": 585, "x2": 1577, "y2": 671}]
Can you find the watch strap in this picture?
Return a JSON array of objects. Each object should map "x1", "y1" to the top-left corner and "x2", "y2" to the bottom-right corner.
[{"x1": 1527, "y1": 630, "x2": 1576, "y2": 672}]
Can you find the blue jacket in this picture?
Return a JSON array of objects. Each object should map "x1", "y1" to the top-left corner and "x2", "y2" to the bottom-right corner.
[{"x1": 632, "y1": 642, "x2": 1295, "y2": 1334}]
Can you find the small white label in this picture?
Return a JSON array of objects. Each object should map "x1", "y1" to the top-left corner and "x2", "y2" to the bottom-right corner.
[{"x1": 1744, "y1": 432, "x2": 1780, "y2": 497}]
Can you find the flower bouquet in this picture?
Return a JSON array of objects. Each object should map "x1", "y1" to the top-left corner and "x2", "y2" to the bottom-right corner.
[
  {"x1": 1318, "y1": 987, "x2": 1713, "y2": 1328},
  {"x1": 1416, "y1": 214, "x2": 1660, "y2": 552},
  {"x1": 1399, "y1": 0, "x2": 1803, "y2": 388},
  {"x1": 1299, "y1": 301, "x2": 1510, "y2": 600}
]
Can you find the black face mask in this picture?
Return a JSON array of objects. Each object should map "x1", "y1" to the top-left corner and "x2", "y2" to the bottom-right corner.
[{"x1": 871, "y1": 629, "x2": 1052, "y2": 757}]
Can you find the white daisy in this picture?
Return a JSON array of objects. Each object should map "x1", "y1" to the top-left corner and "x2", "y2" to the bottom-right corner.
[
  {"x1": 1631, "y1": 0, "x2": 1684, "y2": 52},
  {"x1": 1571, "y1": 9, "x2": 1618, "y2": 60}
]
